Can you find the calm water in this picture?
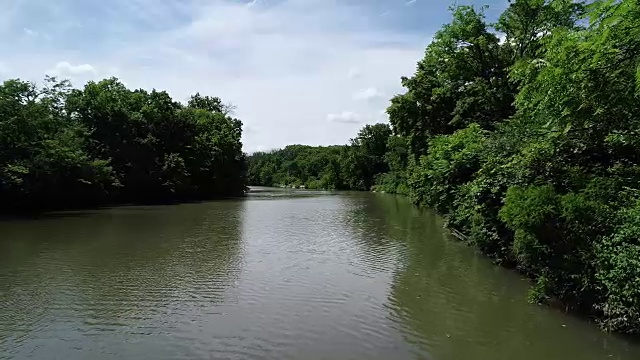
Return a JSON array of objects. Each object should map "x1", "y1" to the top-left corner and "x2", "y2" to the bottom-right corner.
[{"x1": 1, "y1": 188, "x2": 639, "y2": 360}]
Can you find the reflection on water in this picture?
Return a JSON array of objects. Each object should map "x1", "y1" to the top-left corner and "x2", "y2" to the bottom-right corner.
[
  {"x1": 360, "y1": 194, "x2": 640, "y2": 360},
  {"x1": 0, "y1": 202, "x2": 244, "y2": 359},
  {"x1": 0, "y1": 189, "x2": 639, "y2": 359}
]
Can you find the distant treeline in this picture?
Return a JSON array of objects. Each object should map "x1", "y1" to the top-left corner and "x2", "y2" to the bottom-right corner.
[
  {"x1": 248, "y1": 123, "x2": 394, "y2": 191},
  {"x1": 248, "y1": 0, "x2": 640, "y2": 334},
  {"x1": 0, "y1": 77, "x2": 246, "y2": 211}
]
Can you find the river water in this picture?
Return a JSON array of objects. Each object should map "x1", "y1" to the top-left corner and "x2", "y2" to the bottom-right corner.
[{"x1": 1, "y1": 188, "x2": 639, "y2": 359}]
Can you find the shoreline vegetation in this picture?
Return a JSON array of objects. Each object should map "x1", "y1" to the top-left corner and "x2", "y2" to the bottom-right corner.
[
  {"x1": 248, "y1": 0, "x2": 640, "y2": 334},
  {"x1": 0, "y1": 77, "x2": 247, "y2": 213}
]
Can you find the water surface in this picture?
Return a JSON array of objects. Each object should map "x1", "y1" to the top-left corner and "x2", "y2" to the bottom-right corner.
[{"x1": 1, "y1": 188, "x2": 639, "y2": 359}]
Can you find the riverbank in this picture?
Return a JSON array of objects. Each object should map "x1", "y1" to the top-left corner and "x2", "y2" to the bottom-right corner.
[{"x1": 374, "y1": 180, "x2": 640, "y2": 335}]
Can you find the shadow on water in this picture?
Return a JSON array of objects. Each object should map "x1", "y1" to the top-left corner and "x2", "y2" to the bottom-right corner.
[
  {"x1": 0, "y1": 196, "x2": 247, "y2": 221},
  {"x1": 0, "y1": 201, "x2": 245, "y2": 359},
  {"x1": 344, "y1": 192, "x2": 640, "y2": 360}
]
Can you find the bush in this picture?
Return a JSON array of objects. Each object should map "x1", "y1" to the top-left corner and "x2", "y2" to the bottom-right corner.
[
  {"x1": 596, "y1": 199, "x2": 640, "y2": 333},
  {"x1": 497, "y1": 178, "x2": 627, "y2": 311},
  {"x1": 373, "y1": 172, "x2": 409, "y2": 194},
  {"x1": 408, "y1": 124, "x2": 487, "y2": 212}
]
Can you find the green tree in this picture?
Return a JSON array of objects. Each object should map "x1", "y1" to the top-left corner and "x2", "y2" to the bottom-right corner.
[
  {"x1": 387, "y1": 5, "x2": 513, "y2": 158},
  {"x1": 349, "y1": 123, "x2": 392, "y2": 190},
  {"x1": 497, "y1": 0, "x2": 586, "y2": 60},
  {"x1": 0, "y1": 77, "x2": 115, "y2": 210},
  {"x1": 1, "y1": 76, "x2": 247, "y2": 210},
  {"x1": 375, "y1": 135, "x2": 410, "y2": 194},
  {"x1": 247, "y1": 124, "x2": 392, "y2": 191}
]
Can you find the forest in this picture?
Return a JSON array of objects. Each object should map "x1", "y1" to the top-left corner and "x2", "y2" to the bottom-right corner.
[
  {"x1": 247, "y1": 123, "x2": 395, "y2": 191},
  {"x1": 0, "y1": 77, "x2": 247, "y2": 211},
  {"x1": 248, "y1": 0, "x2": 640, "y2": 334}
]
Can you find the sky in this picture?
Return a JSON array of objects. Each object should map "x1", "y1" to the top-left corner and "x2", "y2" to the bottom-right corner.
[{"x1": 0, "y1": 0, "x2": 509, "y2": 153}]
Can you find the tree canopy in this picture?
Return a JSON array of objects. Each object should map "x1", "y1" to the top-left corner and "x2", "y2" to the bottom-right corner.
[
  {"x1": 0, "y1": 77, "x2": 246, "y2": 210},
  {"x1": 247, "y1": 123, "x2": 393, "y2": 191}
]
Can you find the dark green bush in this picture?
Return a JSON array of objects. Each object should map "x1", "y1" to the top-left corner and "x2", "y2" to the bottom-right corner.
[
  {"x1": 596, "y1": 199, "x2": 640, "y2": 333},
  {"x1": 408, "y1": 124, "x2": 487, "y2": 212}
]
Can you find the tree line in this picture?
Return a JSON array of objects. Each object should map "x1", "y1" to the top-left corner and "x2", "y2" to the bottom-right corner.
[
  {"x1": 0, "y1": 77, "x2": 247, "y2": 211},
  {"x1": 247, "y1": 123, "x2": 393, "y2": 191},
  {"x1": 248, "y1": 0, "x2": 640, "y2": 334}
]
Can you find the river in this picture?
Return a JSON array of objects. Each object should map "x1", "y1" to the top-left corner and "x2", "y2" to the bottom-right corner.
[{"x1": 1, "y1": 188, "x2": 639, "y2": 359}]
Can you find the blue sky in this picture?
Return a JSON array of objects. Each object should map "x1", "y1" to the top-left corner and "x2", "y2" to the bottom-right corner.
[{"x1": 0, "y1": 0, "x2": 509, "y2": 152}]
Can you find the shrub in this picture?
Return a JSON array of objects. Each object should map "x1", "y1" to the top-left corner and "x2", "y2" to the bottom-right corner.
[
  {"x1": 596, "y1": 199, "x2": 640, "y2": 333},
  {"x1": 408, "y1": 124, "x2": 487, "y2": 212}
]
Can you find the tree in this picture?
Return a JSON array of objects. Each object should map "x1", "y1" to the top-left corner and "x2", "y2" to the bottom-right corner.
[
  {"x1": 246, "y1": 124, "x2": 392, "y2": 191},
  {"x1": 188, "y1": 93, "x2": 235, "y2": 115},
  {"x1": 0, "y1": 77, "x2": 115, "y2": 210},
  {"x1": 497, "y1": 0, "x2": 586, "y2": 60},
  {"x1": 0, "y1": 76, "x2": 248, "y2": 211},
  {"x1": 387, "y1": 5, "x2": 514, "y2": 158},
  {"x1": 350, "y1": 123, "x2": 392, "y2": 190}
]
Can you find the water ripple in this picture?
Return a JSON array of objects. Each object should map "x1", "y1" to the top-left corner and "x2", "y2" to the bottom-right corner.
[{"x1": 1, "y1": 191, "x2": 640, "y2": 360}]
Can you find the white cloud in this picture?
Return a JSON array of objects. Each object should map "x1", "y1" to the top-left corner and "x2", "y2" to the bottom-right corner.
[
  {"x1": 22, "y1": 27, "x2": 52, "y2": 41},
  {"x1": 353, "y1": 87, "x2": 384, "y2": 101},
  {"x1": 24, "y1": 27, "x2": 37, "y2": 36},
  {"x1": 48, "y1": 61, "x2": 97, "y2": 77},
  {"x1": 0, "y1": 0, "x2": 428, "y2": 152},
  {"x1": 43, "y1": 62, "x2": 123, "y2": 86},
  {"x1": 406, "y1": 0, "x2": 417, "y2": 5},
  {"x1": 327, "y1": 111, "x2": 361, "y2": 124},
  {"x1": 497, "y1": 32, "x2": 507, "y2": 45}
]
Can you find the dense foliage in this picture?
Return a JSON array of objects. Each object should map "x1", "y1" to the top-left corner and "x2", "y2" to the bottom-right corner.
[
  {"x1": 0, "y1": 77, "x2": 246, "y2": 210},
  {"x1": 248, "y1": 123, "x2": 394, "y2": 190},
  {"x1": 249, "y1": 0, "x2": 640, "y2": 333},
  {"x1": 396, "y1": 0, "x2": 640, "y2": 333}
]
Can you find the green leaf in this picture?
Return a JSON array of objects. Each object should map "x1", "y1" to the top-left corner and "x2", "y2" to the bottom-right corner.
[{"x1": 636, "y1": 61, "x2": 640, "y2": 96}]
